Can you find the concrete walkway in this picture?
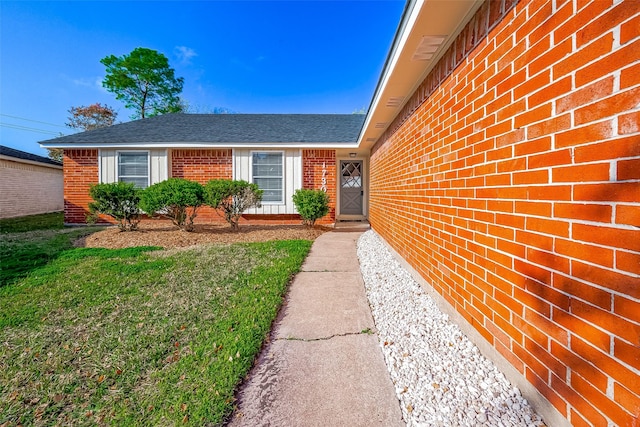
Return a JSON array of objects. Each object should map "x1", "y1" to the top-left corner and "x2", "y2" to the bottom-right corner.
[{"x1": 229, "y1": 231, "x2": 404, "y2": 427}]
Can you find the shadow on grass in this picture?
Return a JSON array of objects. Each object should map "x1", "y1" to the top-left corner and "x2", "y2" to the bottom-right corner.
[
  {"x1": 0, "y1": 211, "x2": 64, "y2": 233},
  {"x1": 0, "y1": 245, "x2": 163, "y2": 329},
  {"x1": 0, "y1": 227, "x2": 106, "y2": 287}
]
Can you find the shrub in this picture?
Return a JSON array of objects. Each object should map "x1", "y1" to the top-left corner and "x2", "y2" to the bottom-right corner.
[
  {"x1": 292, "y1": 189, "x2": 330, "y2": 227},
  {"x1": 205, "y1": 179, "x2": 263, "y2": 230},
  {"x1": 87, "y1": 182, "x2": 141, "y2": 231},
  {"x1": 139, "y1": 178, "x2": 205, "y2": 231}
]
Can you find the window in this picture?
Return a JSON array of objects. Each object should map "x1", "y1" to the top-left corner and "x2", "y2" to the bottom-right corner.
[
  {"x1": 252, "y1": 152, "x2": 283, "y2": 203},
  {"x1": 118, "y1": 152, "x2": 149, "y2": 188}
]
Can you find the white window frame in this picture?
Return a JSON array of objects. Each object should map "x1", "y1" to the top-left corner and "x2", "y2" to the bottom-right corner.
[
  {"x1": 250, "y1": 150, "x2": 285, "y2": 205},
  {"x1": 116, "y1": 150, "x2": 150, "y2": 188}
]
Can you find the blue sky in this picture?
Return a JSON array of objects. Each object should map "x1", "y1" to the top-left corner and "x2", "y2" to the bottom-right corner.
[{"x1": 1, "y1": 1, "x2": 405, "y2": 156}]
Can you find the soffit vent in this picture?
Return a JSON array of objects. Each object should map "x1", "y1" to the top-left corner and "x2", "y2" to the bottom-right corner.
[
  {"x1": 412, "y1": 35, "x2": 447, "y2": 61},
  {"x1": 366, "y1": 137, "x2": 377, "y2": 142},
  {"x1": 375, "y1": 122, "x2": 388, "y2": 129},
  {"x1": 386, "y1": 96, "x2": 405, "y2": 108}
]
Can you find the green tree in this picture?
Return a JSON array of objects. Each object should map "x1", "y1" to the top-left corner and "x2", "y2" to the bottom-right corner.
[
  {"x1": 139, "y1": 178, "x2": 204, "y2": 232},
  {"x1": 46, "y1": 147, "x2": 64, "y2": 163},
  {"x1": 101, "y1": 47, "x2": 184, "y2": 119},
  {"x1": 205, "y1": 179, "x2": 263, "y2": 230}
]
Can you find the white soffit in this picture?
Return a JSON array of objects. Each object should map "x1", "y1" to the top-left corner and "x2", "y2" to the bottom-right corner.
[{"x1": 359, "y1": 0, "x2": 483, "y2": 149}]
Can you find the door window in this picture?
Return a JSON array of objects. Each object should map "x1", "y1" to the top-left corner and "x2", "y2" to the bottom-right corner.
[{"x1": 341, "y1": 161, "x2": 362, "y2": 188}]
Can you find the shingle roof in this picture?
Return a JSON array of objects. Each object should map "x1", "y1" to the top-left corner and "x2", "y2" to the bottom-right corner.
[
  {"x1": 39, "y1": 114, "x2": 366, "y2": 146},
  {"x1": 0, "y1": 145, "x2": 62, "y2": 166}
]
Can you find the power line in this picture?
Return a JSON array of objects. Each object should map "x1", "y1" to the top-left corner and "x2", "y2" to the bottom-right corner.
[
  {"x1": 0, "y1": 122, "x2": 64, "y2": 136},
  {"x1": 0, "y1": 113, "x2": 68, "y2": 129}
]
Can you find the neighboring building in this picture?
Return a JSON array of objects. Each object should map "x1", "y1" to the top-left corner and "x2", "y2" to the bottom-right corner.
[
  {"x1": 0, "y1": 145, "x2": 63, "y2": 219},
  {"x1": 41, "y1": 0, "x2": 640, "y2": 426}
]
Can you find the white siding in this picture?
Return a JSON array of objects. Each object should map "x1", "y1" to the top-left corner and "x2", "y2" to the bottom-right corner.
[
  {"x1": 150, "y1": 150, "x2": 167, "y2": 183},
  {"x1": 99, "y1": 149, "x2": 168, "y2": 185},
  {"x1": 233, "y1": 149, "x2": 302, "y2": 214},
  {"x1": 99, "y1": 149, "x2": 116, "y2": 183}
]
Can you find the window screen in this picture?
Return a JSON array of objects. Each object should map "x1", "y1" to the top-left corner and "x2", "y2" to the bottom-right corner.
[
  {"x1": 118, "y1": 152, "x2": 149, "y2": 188},
  {"x1": 252, "y1": 152, "x2": 283, "y2": 203}
]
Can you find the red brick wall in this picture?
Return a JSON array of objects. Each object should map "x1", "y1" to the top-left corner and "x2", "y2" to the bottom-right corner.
[
  {"x1": 63, "y1": 149, "x2": 100, "y2": 224},
  {"x1": 171, "y1": 149, "x2": 233, "y2": 183},
  {"x1": 62, "y1": 148, "x2": 329, "y2": 226},
  {"x1": 303, "y1": 149, "x2": 336, "y2": 223},
  {"x1": 171, "y1": 149, "x2": 233, "y2": 222},
  {"x1": 369, "y1": 1, "x2": 640, "y2": 426}
]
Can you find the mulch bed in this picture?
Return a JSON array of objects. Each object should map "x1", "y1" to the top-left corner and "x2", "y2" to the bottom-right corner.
[{"x1": 77, "y1": 221, "x2": 329, "y2": 249}]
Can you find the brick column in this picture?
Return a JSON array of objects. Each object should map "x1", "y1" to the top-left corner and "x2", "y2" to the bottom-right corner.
[{"x1": 302, "y1": 149, "x2": 336, "y2": 223}]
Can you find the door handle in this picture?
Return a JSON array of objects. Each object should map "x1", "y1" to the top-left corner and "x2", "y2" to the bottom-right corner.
[{"x1": 361, "y1": 190, "x2": 364, "y2": 196}]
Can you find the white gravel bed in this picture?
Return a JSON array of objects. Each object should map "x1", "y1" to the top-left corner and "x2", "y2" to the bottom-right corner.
[{"x1": 357, "y1": 230, "x2": 545, "y2": 427}]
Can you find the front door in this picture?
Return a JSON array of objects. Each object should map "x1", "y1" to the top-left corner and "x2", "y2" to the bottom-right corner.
[{"x1": 340, "y1": 160, "x2": 363, "y2": 216}]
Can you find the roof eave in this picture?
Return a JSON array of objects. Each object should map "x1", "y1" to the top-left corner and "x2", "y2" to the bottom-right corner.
[
  {"x1": 39, "y1": 141, "x2": 361, "y2": 150},
  {"x1": 357, "y1": 0, "x2": 484, "y2": 149},
  {"x1": 0, "y1": 154, "x2": 63, "y2": 169}
]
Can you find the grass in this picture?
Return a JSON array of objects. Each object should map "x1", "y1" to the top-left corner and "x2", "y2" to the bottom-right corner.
[
  {"x1": 0, "y1": 212, "x2": 65, "y2": 233},
  {"x1": 0, "y1": 215, "x2": 104, "y2": 287},
  {"x1": 0, "y1": 237, "x2": 312, "y2": 426}
]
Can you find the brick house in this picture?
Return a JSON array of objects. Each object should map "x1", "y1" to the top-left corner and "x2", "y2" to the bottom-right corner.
[
  {"x1": 41, "y1": 0, "x2": 639, "y2": 425},
  {"x1": 0, "y1": 145, "x2": 63, "y2": 218},
  {"x1": 41, "y1": 114, "x2": 367, "y2": 224}
]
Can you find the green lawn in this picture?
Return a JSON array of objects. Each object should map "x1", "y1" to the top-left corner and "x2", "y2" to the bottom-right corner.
[
  {"x1": 1, "y1": 214, "x2": 104, "y2": 287},
  {"x1": 0, "y1": 211, "x2": 65, "y2": 233},
  {"x1": 0, "y1": 226, "x2": 312, "y2": 425}
]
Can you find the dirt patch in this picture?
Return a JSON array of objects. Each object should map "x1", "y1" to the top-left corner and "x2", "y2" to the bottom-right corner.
[{"x1": 78, "y1": 221, "x2": 329, "y2": 249}]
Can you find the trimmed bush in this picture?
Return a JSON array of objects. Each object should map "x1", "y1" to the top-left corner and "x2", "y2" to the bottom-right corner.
[
  {"x1": 292, "y1": 189, "x2": 330, "y2": 227},
  {"x1": 139, "y1": 178, "x2": 205, "y2": 231},
  {"x1": 205, "y1": 179, "x2": 263, "y2": 230},
  {"x1": 87, "y1": 182, "x2": 141, "y2": 231}
]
